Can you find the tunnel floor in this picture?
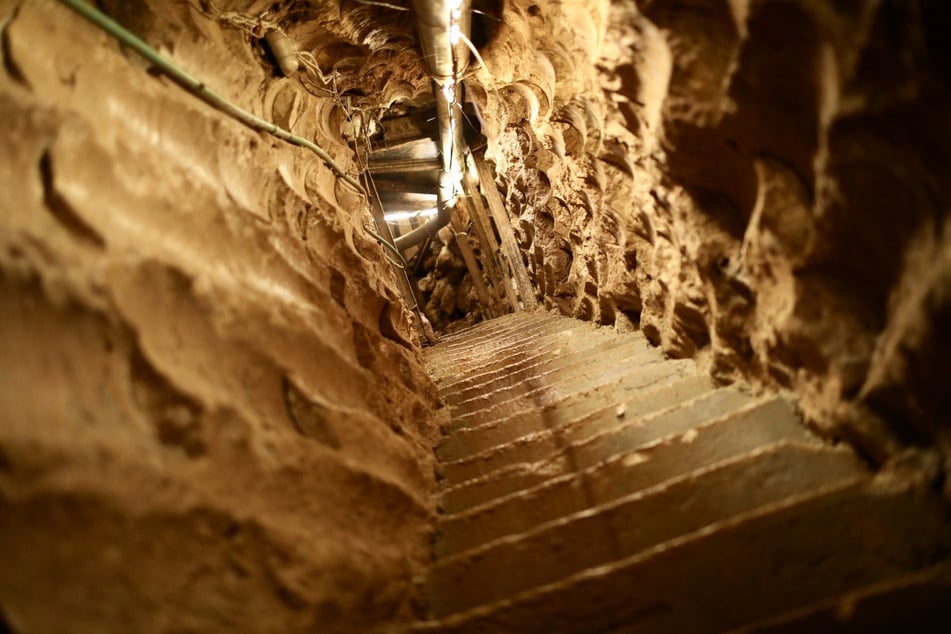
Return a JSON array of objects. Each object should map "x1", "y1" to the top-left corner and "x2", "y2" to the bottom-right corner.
[{"x1": 414, "y1": 311, "x2": 951, "y2": 632}]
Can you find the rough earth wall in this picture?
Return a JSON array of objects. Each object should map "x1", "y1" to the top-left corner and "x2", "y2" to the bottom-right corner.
[
  {"x1": 0, "y1": 1, "x2": 440, "y2": 631},
  {"x1": 469, "y1": 0, "x2": 951, "y2": 474}
]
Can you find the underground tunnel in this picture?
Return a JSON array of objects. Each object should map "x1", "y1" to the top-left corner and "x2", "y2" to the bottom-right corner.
[{"x1": 1, "y1": 0, "x2": 950, "y2": 631}]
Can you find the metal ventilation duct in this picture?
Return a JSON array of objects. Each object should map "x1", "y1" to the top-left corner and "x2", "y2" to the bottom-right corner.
[{"x1": 394, "y1": 0, "x2": 472, "y2": 251}]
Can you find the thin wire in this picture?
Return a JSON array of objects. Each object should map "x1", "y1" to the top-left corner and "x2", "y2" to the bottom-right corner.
[
  {"x1": 471, "y1": 9, "x2": 501, "y2": 21},
  {"x1": 355, "y1": 0, "x2": 410, "y2": 11},
  {"x1": 352, "y1": 120, "x2": 409, "y2": 268},
  {"x1": 412, "y1": 233, "x2": 433, "y2": 275},
  {"x1": 458, "y1": 32, "x2": 488, "y2": 76},
  {"x1": 57, "y1": 0, "x2": 365, "y2": 194},
  {"x1": 361, "y1": 166, "x2": 408, "y2": 268},
  {"x1": 364, "y1": 223, "x2": 407, "y2": 268}
]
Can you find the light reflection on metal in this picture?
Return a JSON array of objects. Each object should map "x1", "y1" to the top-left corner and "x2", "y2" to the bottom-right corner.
[
  {"x1": 384, "y1": 208, "x2": 439, "y2": 222},
  {"x1": 395, "y1": 0, "x2": 472, "y2": 251}
]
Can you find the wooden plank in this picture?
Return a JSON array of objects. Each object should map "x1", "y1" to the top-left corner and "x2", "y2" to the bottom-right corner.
[
  {"x1": 473, "y1": 151, "x2": 538, "y2": 310},
  {"x1": 463, "y1": 173, "x2": 518, "y2": 313},
  {"x1": 450, "y1": 213, "x2": 498, "y2": 319}
]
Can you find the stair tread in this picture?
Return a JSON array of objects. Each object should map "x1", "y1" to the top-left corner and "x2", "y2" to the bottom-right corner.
[
  {"x1": 436, "y1": 392, "x2": 814, "y2": 552},
  {"x1": 446, "y1": 357, "x2": 693, "y2": 433},
  {"x1": 437, "y1": 323, "x2": 626, "y2": 395},
  {"x1": 440, "y1": 372, "x2": 713, "y2": 448},
  {"x1": 431, "y1": 311, "x2": 559, "y2": 347},
  {"x1": 437, "y1": 384, "x2": 747, "y2": 471},
  {"x1": 438, "y1": 395, "x2": 805, "y2": 510},
  {"x1": 428, "y1": 442, "x2": 868, "y2": 615},
  {"x1": 418, "y1": 477, "x2": 951, "y2": 632},
  {"x1": 447, "y1": 338, "x2": 661, "y2": 418},
  {"x1": 440, "y1": 361, "x2": 699, "y2": 438},
  {"x1": 426, "y1": 314, "x2": 595, "y2": 365}
]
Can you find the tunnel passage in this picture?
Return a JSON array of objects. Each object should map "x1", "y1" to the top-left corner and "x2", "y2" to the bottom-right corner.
[{"x1": 0, "y1": 0, "x2": 950, "y2": 632}]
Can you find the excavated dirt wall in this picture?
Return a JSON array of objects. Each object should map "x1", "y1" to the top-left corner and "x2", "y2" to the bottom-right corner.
[
  {"x1": 466, "y1": 0, "x2": 951, "y2": 473},
  {"x1": 2, "y1": 0, "x2": 949, "y2": 629},
  {"x1": 0, "y1": 1, "x2": 441, "y2": 631}
]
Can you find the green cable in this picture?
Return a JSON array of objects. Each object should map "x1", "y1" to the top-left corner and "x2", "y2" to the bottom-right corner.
[
  {"x1": 57, "y1": 0, "x2": 365, "y2": 194},
  {"x1": 364, "y1": 224, "x2": 408, "y2": 269}
]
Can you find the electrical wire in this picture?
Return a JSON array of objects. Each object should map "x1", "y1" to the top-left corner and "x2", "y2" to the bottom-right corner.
[
  {"x1": 355, "y1": 0, "x2": 410, "y2": 11},
  {"x1": 56, "y1": 0, "x2": 365, "y2": 195},
  {"x1": 352, "y1": 124, "x2": 409, "y2": 268}
]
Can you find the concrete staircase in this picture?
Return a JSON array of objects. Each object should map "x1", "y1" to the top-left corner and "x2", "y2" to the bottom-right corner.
[{"x1": 414, "y1": 311, "x2": 951, "y2": 633}]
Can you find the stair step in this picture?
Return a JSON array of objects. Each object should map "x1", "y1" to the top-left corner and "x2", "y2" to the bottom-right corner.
[
  {"x1": 447, "y1": 337, "x2": 659, "y2": 418},
  {"x1": 418, "y1": 477, "x2": 951, "y2": 632},
  {"x1": 439, "y1": 350, "x2": 680, "y2": 461},
  {"x1": 441, "y1": 359, "x2": 696, "y2": 439},
  {"x1": 428, "y1": 442, "x2": 866, "y2": 615},
  {"x1": 436, "y1": 392, "x2": 780, "y2": 555},
  {"x1": 528, "y1": 369, "x2": 712, "y2": 433},
  {"x1": 438, "y1": 383, "x2": 746, "y2": 473},
  {"x1": 430, "y1": 320, "x2": 618, "y2": 386},
  {"x1": 442, "y1": 364, "x2": 700, "y2": 482},
  {"x1": 447, "y1": 357, "x2": 692, "y2": 434},
  {"x1": 427, "y1": 321, "x2": 574, "y2": 380},
  {"x1": 441, "y1": 327, "x2": 641, "y2": 405},
  {"x1": 442, "y1": 372, "x2": 712, "y2": 454},
  {"x1": 441, "y1": 398, "x2": 810, "y2": 514},
  {"x1": 426, "y1": 314, "x2": 586, "y2": 368},
  {"x1": 572, "y1": 394, "x2": 794, "y2": 471},
  {"x1": 434, "y1": 311, "x2": 555, "y2": 347},
  {"x1": 732, "y1": 563, "x2": 951, "y2": 633}
]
